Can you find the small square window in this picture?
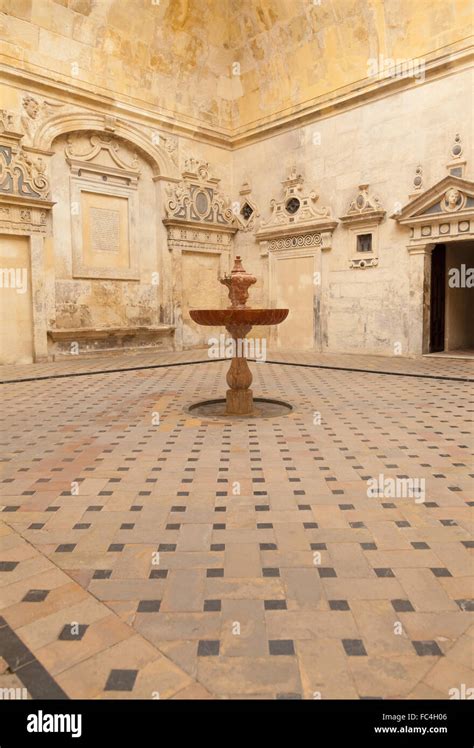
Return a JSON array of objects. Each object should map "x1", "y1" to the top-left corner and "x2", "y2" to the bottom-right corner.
[{"x1": 357, "y1": 233, "x2": 372, "y2": 252}]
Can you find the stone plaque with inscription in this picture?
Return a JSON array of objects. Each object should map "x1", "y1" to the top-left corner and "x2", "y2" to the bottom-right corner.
[{"x1": 89, "y1": 207, "x2": 120, "y2": 253}]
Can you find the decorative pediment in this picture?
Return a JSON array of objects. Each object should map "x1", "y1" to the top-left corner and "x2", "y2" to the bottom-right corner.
[
  {"x1": 163, "y1": 159, "x2": 236, "y2": 232},
  {"x1": 393, "y1": 174, "x2": 474, "y2": 246},
  {"x1": 65, "y1": 134, "x2": 140, "y2": 184},
  {"x1": 394, "y1": 175, "x2": 474, "y2": 223},
  {"x1": 339, "y1": 184, "x2": 385, "y2": 226},
  {"x1": 256, "y1": 168, "x2": 337, "y2": 243}
]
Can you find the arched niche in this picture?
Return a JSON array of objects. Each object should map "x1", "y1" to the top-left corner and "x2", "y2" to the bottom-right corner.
[
  {"x1": 45, "y1": 125, "x2": 175, "y2": 358},
  {"x1": 32, "y1": 112, "x2": 179, "y2": 180}
]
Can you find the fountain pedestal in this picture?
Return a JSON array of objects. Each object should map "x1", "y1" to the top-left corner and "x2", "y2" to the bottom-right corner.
[
  {"x1": 189, "y1": 256, "x2": 289, "y2": 417},
  {"x1": 225, "y1": 323, "x2": 253, "y2": 415}
]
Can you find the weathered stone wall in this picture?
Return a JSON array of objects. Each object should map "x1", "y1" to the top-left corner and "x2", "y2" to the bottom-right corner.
[
  {"x1": 0, "y1": 0, "x2": 235, "y2": 130},
  {"x1": 229, "y1": 0, "x2": 471, "y2": 130},
  {"x1": 2, "y1": 0, "x2": 471, "y2": 132},
  {"x1": 0, "y1": 0, "x2": 472, "y2": 361},
  {"x1": 233, "y1": 67, "x2": 473, "y2": 356}
]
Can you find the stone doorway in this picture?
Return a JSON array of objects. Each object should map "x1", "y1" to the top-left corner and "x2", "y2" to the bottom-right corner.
[{"x1": 429, "y1": 240, "x2": 474, "y2": 355}]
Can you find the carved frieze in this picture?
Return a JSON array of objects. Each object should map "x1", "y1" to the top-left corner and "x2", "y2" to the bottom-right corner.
[
  {"x1": 166, "y1": 225, "x2": 232, "y2": 251},
  {"x1": 269, "y1": 232, "x2": 324, "y2": 251},
  {"x1": 0, "y1": 203, "x2": 50, "y2": 234}
]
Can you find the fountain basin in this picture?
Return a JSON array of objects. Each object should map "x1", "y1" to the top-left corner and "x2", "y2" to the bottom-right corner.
[{"x1": 190, "y1": 308, "x2": 288, "y2": 326}]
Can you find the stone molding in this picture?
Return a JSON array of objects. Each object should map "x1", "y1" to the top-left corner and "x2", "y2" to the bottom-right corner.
[
  {"x1": 2, "y1": 41, "x2": 470, "y2": 148},
  {"x1": 25, "y1": 106, "x2": 179, "y2": 179},
  {"x1": 65, "y1": 134, "x2": 141, "y2": 185}
]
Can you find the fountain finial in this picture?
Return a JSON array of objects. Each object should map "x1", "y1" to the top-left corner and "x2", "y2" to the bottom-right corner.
[{"x1": 220, "y1": 255, "x2": 257, "y2": 310}]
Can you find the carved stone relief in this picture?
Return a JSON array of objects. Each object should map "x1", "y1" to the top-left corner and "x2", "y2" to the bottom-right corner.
[
  {"x1": 65, "y1": 133, "x2": 140, "y2": 184},
  {"x1": 21, "y1": 93, "x2": 65, "y2": 145},
  {"x1": 393, "y1": 174, "x2": 474, "y2": 246},
  {"x1": 258, "y1": 167, "x2": 334, "y2": 238},
  {"x1": 164, "y1": 158, "x2": 236, "y2": 228},
  {"x1": 162, "y1": 159, "x2": 237, "y2": 349},
  {"x1": 0, "y1": 140, "x2": 51, "y2": 200},
  {"x1": 256, "y1": 167, "x2": 337, "y2": 246}
]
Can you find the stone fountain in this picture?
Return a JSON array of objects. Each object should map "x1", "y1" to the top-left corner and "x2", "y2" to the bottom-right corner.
[{"x1": 189, "y1": 256, "x2": 290, "y2": 417}]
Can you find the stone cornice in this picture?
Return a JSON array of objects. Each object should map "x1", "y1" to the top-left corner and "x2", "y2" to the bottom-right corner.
[
  {"x1": 0, "y1": 61, "x2": 233, "y2": 150},
  {"x1": 163, "y1": 218, "x2": 237, "y2": 235},
  {"x1": 1, "y1": 40, "x2": 471, "y2": 150},
  {"x1": 230, "y1": 42, "x2": 474, "y2": 146}
]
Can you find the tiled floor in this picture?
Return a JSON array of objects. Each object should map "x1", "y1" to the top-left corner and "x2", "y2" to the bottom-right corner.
[{"x1": 0, "y1": 353, "x2": 472, "y2": 699}]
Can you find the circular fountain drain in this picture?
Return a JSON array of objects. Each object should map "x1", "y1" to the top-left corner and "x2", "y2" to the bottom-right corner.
[{"x1": 187, "y1": 397, "x2": 293, "y2": 419}]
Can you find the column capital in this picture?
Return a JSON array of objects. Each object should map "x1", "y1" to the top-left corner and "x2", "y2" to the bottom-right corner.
[{"x1": 407, "y1": 243, "x2": 435, "y2": 256}]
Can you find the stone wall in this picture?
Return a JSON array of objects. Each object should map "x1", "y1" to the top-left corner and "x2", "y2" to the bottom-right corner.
[
  {"x1": 0, "y1": 0, "x2": 235, "y2": 131},
  {"x1": 0, "y1": 0, "x2": 472, "y2": 362},
  {"x1": 233, "y1": 68, "x2": 473, "y2": 355}
]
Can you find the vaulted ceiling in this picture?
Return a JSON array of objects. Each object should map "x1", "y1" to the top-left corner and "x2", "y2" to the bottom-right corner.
[{"x1": 1, "y1": 0, "x2": 471, "y2": 135}]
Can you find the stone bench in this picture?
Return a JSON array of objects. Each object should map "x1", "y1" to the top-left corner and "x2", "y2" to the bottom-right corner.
[{"x1": 47, "y1": 325, "x2": 175, "y2": 360}]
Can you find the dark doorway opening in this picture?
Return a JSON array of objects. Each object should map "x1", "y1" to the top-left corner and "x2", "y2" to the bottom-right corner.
[{"x1": 429, "y1": 244, "x2": 446, "y2": 353}]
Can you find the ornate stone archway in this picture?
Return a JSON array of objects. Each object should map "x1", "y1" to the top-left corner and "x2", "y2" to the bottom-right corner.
[{"x1": 25, "y1": 107, "x2": 179, "y2": 181}]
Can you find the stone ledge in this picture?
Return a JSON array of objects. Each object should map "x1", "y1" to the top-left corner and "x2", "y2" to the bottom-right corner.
[
  {"x1": 47, "y1": 325, "x2": 175, "y2": 360},
  {"x1": 47, "y1": 326, "x2": 174, "y2": 341}
]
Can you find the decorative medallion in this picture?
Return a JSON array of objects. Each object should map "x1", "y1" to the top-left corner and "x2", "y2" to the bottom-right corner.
[{"x1": 413, "y1": 165, "x2": 423, "y2": 192}]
